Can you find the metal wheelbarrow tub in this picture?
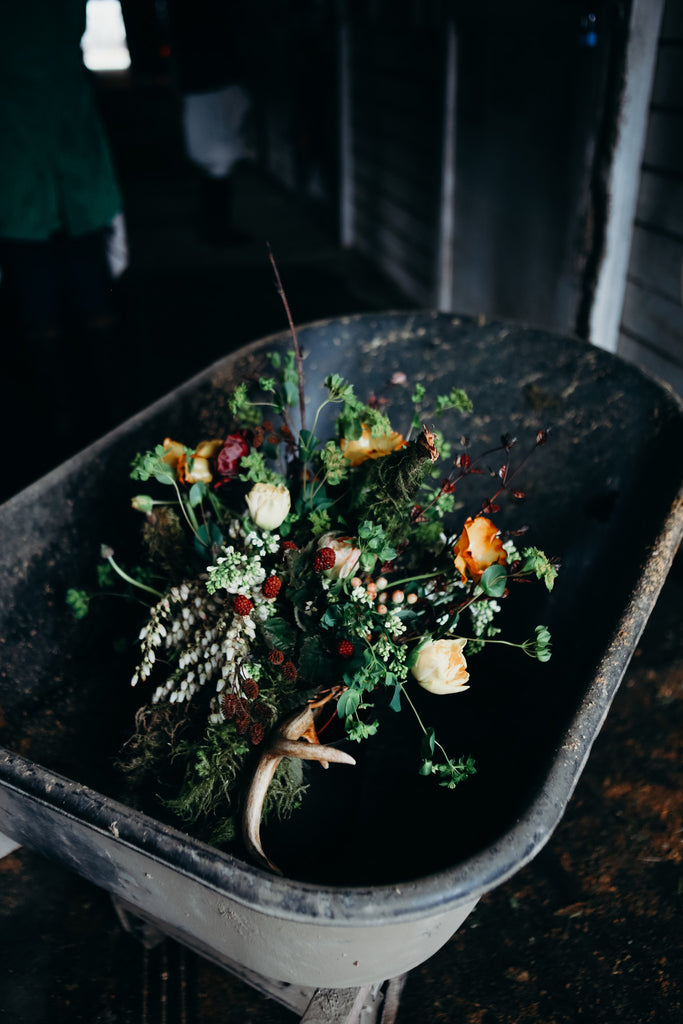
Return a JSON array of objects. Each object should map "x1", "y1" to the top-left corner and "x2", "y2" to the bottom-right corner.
[{"x1": 1, "y1": 311, "x2": 681, "y2": 993}]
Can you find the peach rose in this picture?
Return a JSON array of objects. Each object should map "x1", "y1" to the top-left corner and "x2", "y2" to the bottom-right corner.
[
  {"x1": 453, "y1": 516, "x2": 507, "y2": 584},
  {"x1": 341, "y1": 424, "x2": 407, "y2": 467},
  {"x1": 317, "y1": 532, "x2": 362, "y2": 580},
  {"x1": 410, "y1": 638, "x2": 470, "y2": 695}
]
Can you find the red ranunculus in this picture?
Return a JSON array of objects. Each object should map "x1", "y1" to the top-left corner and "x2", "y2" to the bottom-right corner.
[{"x1": 215, "y1": 433, "x2": 249, "y2": 482}]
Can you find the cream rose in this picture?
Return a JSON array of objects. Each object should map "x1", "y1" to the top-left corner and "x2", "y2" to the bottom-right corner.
[
  {"x1": 245, "y1": 483, "x2": 291, "y2": 531},
  {"x1": 410, "y1": 638, "x2": 470, "y2": 695},
  {"x1": 317, "y1": 532, "x2": 362, "y2": 580}
]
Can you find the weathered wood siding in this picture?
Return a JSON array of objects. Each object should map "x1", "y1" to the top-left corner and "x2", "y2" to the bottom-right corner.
[
  {"x1": 346, "y1": 6, "x2": 446, "y2": 304},
  {"x1": 618, "y1": 1, "x2": 683, "y2": 395}
]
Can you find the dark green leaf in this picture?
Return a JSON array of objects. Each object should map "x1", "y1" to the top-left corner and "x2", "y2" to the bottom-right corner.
[{"x1": 480, "y1": 563, "x2": 508, "y2": 597}]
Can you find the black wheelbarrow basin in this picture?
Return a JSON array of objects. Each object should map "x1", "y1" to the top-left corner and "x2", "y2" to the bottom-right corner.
[{"x1": 1, "y1": 311, "x2": 682, "y2": 990}]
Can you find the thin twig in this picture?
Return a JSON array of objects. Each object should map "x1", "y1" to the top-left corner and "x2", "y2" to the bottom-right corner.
[{"x1": 267, "y1": 243, "x2": 307, "y2": 432}]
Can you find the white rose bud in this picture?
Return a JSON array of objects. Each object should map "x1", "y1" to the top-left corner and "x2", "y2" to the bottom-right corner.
[
  {"x1": 245, "y1": 483, "x2": 291, "y2": 531},
  {"x1": 410, "y1": 638, "x2": 470, "y2": 695},
  {"x1": 318, "y1": 532, "x2": 362, "y2": 580}
]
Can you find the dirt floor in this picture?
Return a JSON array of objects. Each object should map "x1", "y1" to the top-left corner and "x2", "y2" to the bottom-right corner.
[{"x1": 1, "y1": 69, "x2": 681, "y2": 1023}]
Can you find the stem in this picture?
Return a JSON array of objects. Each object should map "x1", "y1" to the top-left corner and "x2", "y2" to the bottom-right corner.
[
  {"x1": 401, "y1": 687, "x2": 453, "y2": 764},
  {"x1": 106, "y1": 555, "x2": 164, "y2": 599},
  {"x1": 268, "y1": 245, "x2": 306, "y2": 432},
  {"x1": 172, "y1": 480, "x2": 207, "y2": 547}
]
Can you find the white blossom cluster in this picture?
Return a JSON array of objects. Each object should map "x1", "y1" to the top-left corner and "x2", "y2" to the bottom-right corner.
[
  {"x1": 131, "y1": 522, "x2": 280, "y2": 715},
  {"x1": 374, "y1": 633, "x2": 409, "y2": 679},
  {"x1": 468, "y1": 598, "x2": 501, "y2": 637}
]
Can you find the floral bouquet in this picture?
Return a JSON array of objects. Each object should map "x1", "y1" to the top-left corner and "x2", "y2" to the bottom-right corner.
[{"x1": 68, "y1": 299, "x2": 557, "y2": 873}]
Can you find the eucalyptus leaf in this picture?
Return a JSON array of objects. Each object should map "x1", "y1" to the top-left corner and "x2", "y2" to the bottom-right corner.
[{"x1": 480, "y1": 563, "x2": 508, "y2": 597}]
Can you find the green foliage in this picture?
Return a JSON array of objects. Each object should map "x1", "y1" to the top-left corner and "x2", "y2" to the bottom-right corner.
[
  {"x1": 357, "y1": 520, "x2": 397, "y2": 572},
  {"x1": 521, "y1": 547, "x2": 558, "y2": 591},
  {"x1": 130, "y1": 446, "x2": 175, "y2": 485},
  {"x1": 238, "y1": 450, "x2": 282, "y2": 484},
  {"x1": 309, "y1": 507, "x2": 332, "y2": 537},
  {"x1": 164, "y1": 724, "x2": 250, "y2": 825},
  {"x1": 319, "y1": 440, "x2": 349, "y2": 486},
  {"x1": 66, "y1": 588, "x2": 90, "y2": 619},
  {"x1": 479, "y1": 563, "x2": 508, "y2": 597},
  {"x1": 418, "y1": 728, "x2": 476, "y2": 787},
  {"x1": 532, "y1": 624, "x2": 552, "y2": 662},
  {"x1": 346, "y1": 715, "x2": 379, "y2": 742},
  {"x1": 228, "y1": 382, "x2": 262, "y2": 427},
  {"x1": 97, "y1": 563, "x2": 116, "y2": 588},
  {"x1": 434, "y1": 388, "x2": 473, "y2": 415},
  {"x1": 325, "y1": 373, "x2": 393, "y2": 442}
]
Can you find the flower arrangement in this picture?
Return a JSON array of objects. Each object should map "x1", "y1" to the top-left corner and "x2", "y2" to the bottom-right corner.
[{"x1": 68, "y1": 290, "x2": 557, "y2": 871}]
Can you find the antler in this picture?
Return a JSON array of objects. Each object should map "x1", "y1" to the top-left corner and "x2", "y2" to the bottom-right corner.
[{"x1": 242, "y1": 689, "x2": 356, "y2": 873}]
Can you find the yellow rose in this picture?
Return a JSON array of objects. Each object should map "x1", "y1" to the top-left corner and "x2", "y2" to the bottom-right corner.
[
  {"x1": 341, "y1": 424, "x2": 407, "y2": 467},
  {"x1": 410, "y1": 638, "x2": 470, "y2": 695},
  {"x1": 245, "y1": 483, "x2": 291, "y2": 531},
  {"x1": 317, "y1": 532, "x2": 362, "y2": 579},
  {"x1": 453, "y1": 516, "x2": 507, "y2": 584}
]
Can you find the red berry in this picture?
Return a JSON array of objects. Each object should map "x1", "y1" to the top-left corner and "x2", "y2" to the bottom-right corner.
[
  {"x1": 262, "y1": 575, "x2": 282, "y2": 599},
  {"x1": 314, "y1": 547, "x2": 336, "y2": 572},
  {"x1": 337, "y1": 640, "x2": 354, "y2": 658},
  {"x1": 281, "y1": 540, "x2": 297, "y2": 551},
  {"x1": 233, "y1": 595, "x2": 254, "y2": 616}
]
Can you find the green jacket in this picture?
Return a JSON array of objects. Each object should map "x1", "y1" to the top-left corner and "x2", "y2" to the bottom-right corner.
[{"x1": 0, "y1": 0, "x2": 122, "y2": 241}]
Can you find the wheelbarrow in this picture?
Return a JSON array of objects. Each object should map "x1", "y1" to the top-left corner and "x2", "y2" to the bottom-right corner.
[{"x1": 1, "y1": 312, "x2": 681, "y2": 1023}]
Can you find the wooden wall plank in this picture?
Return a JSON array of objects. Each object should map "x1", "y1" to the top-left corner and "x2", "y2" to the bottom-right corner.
[
  {"x1": 650, "y1": 43, "x2": 683, "y2": 109},
  {"x1": 620, "y1": 279, "x2": 683, "y2": 364},
  {"x1": 618, "y1": 332, "x2": 683, "y2": 395},
  {"x1": 643, "y1": 110, "x2": 683, "y2": 176},
  {"x1": 636, "y1": 170, "x2": 683, "y2": 237},
  {"x1": 628, "y1": 224, "x2": 683, "y2": 303}
]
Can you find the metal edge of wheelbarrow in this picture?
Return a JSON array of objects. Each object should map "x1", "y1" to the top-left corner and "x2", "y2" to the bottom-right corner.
[{"x1": 1, "y1": 311, "x2": 681, "y2": 983}]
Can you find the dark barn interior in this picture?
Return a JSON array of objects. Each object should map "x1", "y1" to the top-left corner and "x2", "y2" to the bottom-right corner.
[{"x1": 1, "y1": 1, "x2": 682, "y2": 1022}]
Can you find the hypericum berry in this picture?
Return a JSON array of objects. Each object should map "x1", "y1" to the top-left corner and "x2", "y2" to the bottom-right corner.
[
  {"x1": 281, "y1": 540, "x2": 297, "y2": 551},
  {"x1": 221, "y1": 692, "x2": 238, "y2": 719},
  {"x1": 262, "y1": 420, "x2": 273, "y2": 432},
  {"x1": 313, "y1": 547, "x2": 336, "y2": 572},
  {"x1": 233, "y1": 595, "x2": 254, "y2": 616},
  {"x1": 268, "y1": 649, "x2": 285, "y2": 665},
  {"x1": 262, "y1": 575, "x2": 282, "y2": 599},
  {"x1": 337, "y1": 640, "x2": 354, "y2": 658},
  {"x1": 242, "y1": 677, "x2": 259, "y2": 700},
  {"x1": 282, "y1": 661, "x2": 298, "y2": 681},
  {"x1": 249, "y1": 721, "x2": 265, "y2": 745}
]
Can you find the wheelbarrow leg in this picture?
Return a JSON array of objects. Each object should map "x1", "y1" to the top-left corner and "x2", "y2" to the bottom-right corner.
[{"x1": 301, "y1": 975, "x2": 408, "y2": 1024}]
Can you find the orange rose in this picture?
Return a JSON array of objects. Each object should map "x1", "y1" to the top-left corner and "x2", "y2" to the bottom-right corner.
[
  {"x1": 341, "y1": 424, "x2": 406, "y2": 467},
  {"x1": 453, "y1": 516, "x2": 507, "y2": 584},
  {"x1": 163, "y1": 438, "x2": 223, "y2": 484}
]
